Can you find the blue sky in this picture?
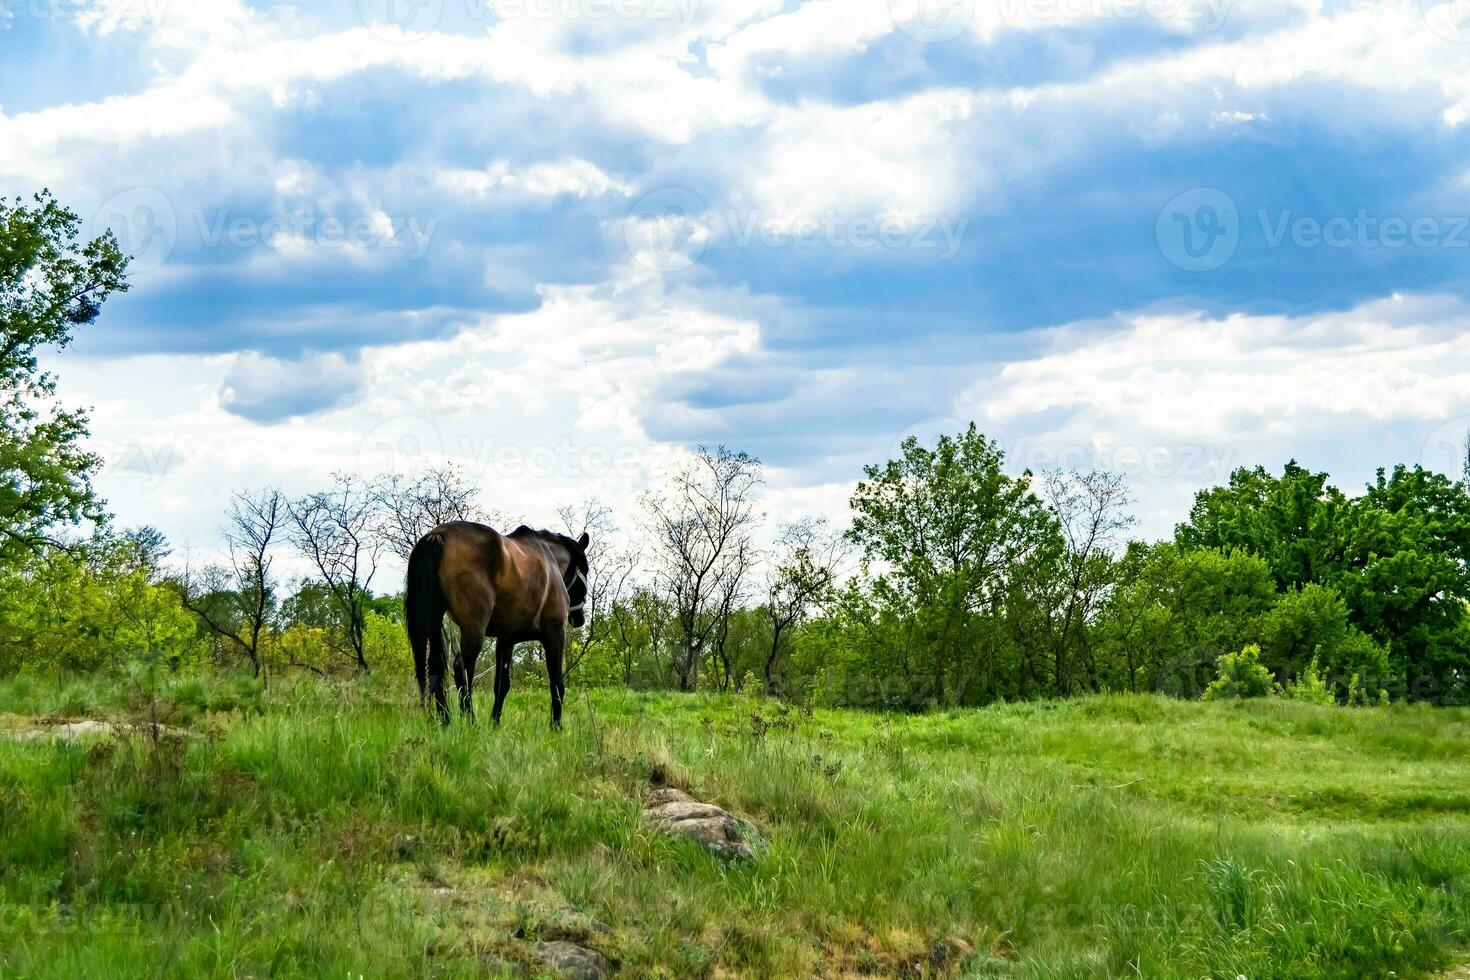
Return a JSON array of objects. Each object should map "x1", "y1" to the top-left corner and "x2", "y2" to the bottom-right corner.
[{"x1": 5, "y1": 0, "x2": 1470, "y2": 557}]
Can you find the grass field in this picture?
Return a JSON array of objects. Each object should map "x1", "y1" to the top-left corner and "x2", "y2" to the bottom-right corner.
[{"x1": 1, "y1": 673, "x2": 1468, "y2": 978}]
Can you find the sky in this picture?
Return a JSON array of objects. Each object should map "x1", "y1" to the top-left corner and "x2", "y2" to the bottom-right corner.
[{"x1": 5, "y1": 0, "x2": 1470, "y2": 570}]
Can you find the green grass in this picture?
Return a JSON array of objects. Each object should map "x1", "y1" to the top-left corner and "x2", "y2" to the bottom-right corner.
[{"x1": 1, "y1": 673, "x2": 1468, "y2": 978}]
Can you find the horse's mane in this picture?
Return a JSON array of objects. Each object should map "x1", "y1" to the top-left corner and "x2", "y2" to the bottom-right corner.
[{"x1": 508, "y1": 525, "x2": 587, "y2": 569}]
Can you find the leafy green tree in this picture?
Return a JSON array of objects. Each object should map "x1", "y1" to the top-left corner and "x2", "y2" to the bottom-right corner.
[
  {"x1": 847, "y1": 425, "x2": 1056, "y2": 706},
  {"x1": 1335, "y1": 465, "x2": 1470, "y2": 689},
  {"x1": 1176, "y1": 461, "x2": 1344, "y2": 591},
  {"x1": 1282, "y1": 658, "x2": 1335, "y2": 705},
  {"x1": 0, "y1": 192, "x2": 129, "y2": 565},
  {"x1": 1094, "y1": 544, "x2": 1276, "y2": 697},
  {"x1": 1177, "y1": 461, "x2": 1470, "y2": 699}
]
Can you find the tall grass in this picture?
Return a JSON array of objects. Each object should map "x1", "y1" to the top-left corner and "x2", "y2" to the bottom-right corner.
[{"x1": 1, "y1": 675, "x2": 1467, "y2": 977}]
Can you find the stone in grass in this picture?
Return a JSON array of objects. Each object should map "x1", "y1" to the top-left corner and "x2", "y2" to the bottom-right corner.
[
  {"x1": 641, "y1": 787, "x2": 756, "y2": 862},
  {"x1": 531, "y1": 940, "x2": 609, "y2": 980},
  {"x1": 9, "y1": 719, "x2": 193, "y2": 742}
]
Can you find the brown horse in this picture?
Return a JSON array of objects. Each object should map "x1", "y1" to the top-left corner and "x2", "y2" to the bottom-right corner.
[{"x1": 404, "y1": 521, "x2": 589, "y2": 727}]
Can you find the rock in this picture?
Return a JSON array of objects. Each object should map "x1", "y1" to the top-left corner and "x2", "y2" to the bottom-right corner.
[
  {"x1": 12, "y1": 720, "x2": 116, "y2": 741},
  {"x1": 7, "y1": 719, "x2": 194, "y2": 742},
  {"x1": 641, "y1": 787, "x2": 756, "y2": 862},
  {"x1": 530, "y1": 941, "x2": 609, "y2": 980}
]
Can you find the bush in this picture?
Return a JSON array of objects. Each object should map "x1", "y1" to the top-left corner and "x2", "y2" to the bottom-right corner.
[
  {"x1": 1203, "y1": 644, "x2": 1277, "y2": 701},
  {"x1": 1282, "y1": 658, "x2": 1334, "y2": 705}
]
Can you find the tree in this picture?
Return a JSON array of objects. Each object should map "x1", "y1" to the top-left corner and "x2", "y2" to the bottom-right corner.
[
  {"x1": 1335, "y1": 465, "x2": 1470, "y2": 690},
  {"x1": 181, "y1": 488, "x2": 284, "y2": 676},
  {"x1": 557, "y1": 499, "x2": 637, "y2": 682},
  {"x1": 847, "y1": 425, "x2": 1055, "y2": 706},
  {"x1": 643, "y1": 446, "x2": 762, "y2": 691},
  {"x1": 372, "y1": 466, "x2": 488, "y2": 563},
  {"x1": 288, "y1": 475, "x2": 382, "y2": 671},
  {"x1": 0, "y1": 192, "x2": 130, "y2": 564},
  {"x1": 1026, "y1": 470, "x2": 1135, "y2": 695},
  {"x1": 1178, "y1": 461, "x2": 1470, "y2": 697},
  {"x1": 1176, "y1": 461, "x2": 1345, "y2": 592},
  {"x1": 1093, "y1": 544, "x2": 1276, "y2": 698},
  {"x1": 762, "y1": 517, "x2": 847, "y2": 695},
  {"x1": 1259, "y1": 583, "x2": 1375, "y2": 684},
  {"x1": 0, "y1": 528, "x2": 199, "y2": 674}
]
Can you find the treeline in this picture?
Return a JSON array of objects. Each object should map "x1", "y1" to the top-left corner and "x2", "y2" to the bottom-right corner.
[
  {"x1": 4, "y1": 192, "x2": 1470, "y2": 708},
  {"x1": 8, "y1": 429, "x2": 1468, "y2": 710}
]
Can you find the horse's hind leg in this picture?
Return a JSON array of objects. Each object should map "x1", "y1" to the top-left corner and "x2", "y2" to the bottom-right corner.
[
  {"x1": 455, "y1": 628, "x2": 485, "y2": 723},
  {"x1": 427, "y1": 617, "x2": 451, "y2": 726}
]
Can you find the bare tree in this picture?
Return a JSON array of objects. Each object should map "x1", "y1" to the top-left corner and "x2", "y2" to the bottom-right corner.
[
  {"x1": 556, "y1": 498, "x2": 638, "y2": 682},
  {"x1": 642, "y1": 446, "x2": 762, "y2": 691},
  {"x1": 709, "y1": 537, "x2": 755, "y2": 691},
  {"x1": 762, "y1": 517, "x2": 849, "y2": 695},
  {"x1": 372, "y1": 466, "x2": 489, "y2": 563},
  {"x1": 288, "y1": 474, "x2": 382, "y2": 672},
  {"x1": 180, "y1": 488, "x2": 284, "y2": 677},
  {"x1": 1038, "y1": 469, "x2": 1135, "y2": 695}
]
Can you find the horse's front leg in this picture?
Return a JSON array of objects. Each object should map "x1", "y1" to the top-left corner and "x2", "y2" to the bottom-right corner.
[
  {"x1": 491, "y1": 637, "x2": 514, "y2": 726},
  {"x1": 542, "y1": 628, "x2": 565, "y2": 731},
  {"x1": 456, "y1": 628, "x2": 485, "y2": 723}
]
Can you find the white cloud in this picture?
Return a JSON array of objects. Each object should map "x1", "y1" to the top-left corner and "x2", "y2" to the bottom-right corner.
[
  {"x1": 955, "y1": 293, "x2": 1470, "y2": 536},
  {"x1": 438, "y1": 158, "x2": 633, "y2": 200}
]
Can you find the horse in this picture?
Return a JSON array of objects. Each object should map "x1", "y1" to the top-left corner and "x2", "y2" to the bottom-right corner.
[{"x1": 404, "y1": 521, "x2": 589, "y2": 728}]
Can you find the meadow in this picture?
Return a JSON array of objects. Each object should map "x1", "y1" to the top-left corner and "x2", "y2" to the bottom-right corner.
[{"x1": 1, "y1": 674, "x2": 1469, "y2": 979}]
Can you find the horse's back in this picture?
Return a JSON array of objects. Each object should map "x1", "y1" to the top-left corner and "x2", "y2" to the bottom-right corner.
[{"x1": 430, "y1": 522, "x2": 501, "y2": 623}]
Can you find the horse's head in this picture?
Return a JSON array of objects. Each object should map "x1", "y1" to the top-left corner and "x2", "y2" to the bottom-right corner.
[{"x1": 565, "y1": 531, "x2": 591, "y2": 628}]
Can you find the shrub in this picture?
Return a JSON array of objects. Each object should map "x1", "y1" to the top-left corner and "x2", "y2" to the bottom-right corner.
[
  {"x1": 1203, "y1": 644, "x2": 1277, "y2": 701},
  {"x1": 1282, "y1": 658, "x2": 1335, "y2": 705}
]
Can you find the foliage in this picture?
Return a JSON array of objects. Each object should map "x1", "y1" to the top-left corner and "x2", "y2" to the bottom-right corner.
[
  {"x1": 0, "y1": 529, "x2": 203, "y2": 674},
  {"x1": 0, "y1": 192, "x2": 130, "y2": 566},
  {"x1": 1178, "y1": 460, "x2": 1470, "y2": 699},
  {"x1": 845, "y1": 425, "x2": 1057, "y2": 706},
  {"x1": 1203, "y1": 645, "x2": 1277, "y2": 701},
  {"x1": 1281, "y1": 658, "x2": 1335, "y2": 705}
]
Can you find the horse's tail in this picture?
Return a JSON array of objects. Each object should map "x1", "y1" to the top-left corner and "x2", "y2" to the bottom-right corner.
[{"x1": 405, "y1": 531, "x2": 447, "y2": 697}]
